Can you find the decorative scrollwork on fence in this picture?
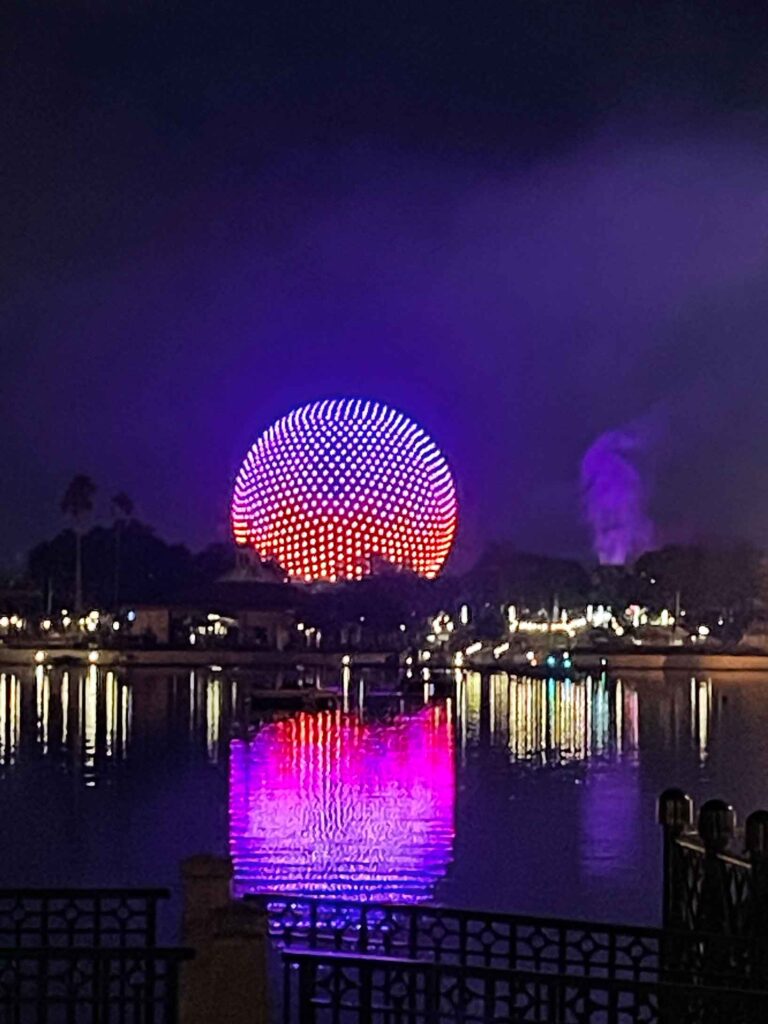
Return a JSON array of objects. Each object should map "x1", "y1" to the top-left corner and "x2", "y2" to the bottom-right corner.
[
  {"x1": 254, "y1": 892, "x2": 767, "y2": 991},
  {"x1": 284, "y1": 950, "x2": 768, "y2": 1024},
  {"x1": 659, "y1": 790, "x2": 768, "y2": 949},
  {"x1": 0, "y1": 888, "x2": 168, "y2": 948},
  {"x1": 0, "y1": 947, "x2": 191, "y2": 1023}
]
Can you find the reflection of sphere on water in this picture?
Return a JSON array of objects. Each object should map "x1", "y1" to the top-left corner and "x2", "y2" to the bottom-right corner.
[
  {"x1": 231, "y1": 398, "x2": 458, "y2": 582},
  {"x1": 229, "y1": 707, "x2": 455, "y2": 902}
]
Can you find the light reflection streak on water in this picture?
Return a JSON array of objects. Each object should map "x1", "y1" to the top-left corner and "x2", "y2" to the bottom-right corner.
[
  {"x1": 0, "y1": 668, "x2": 710, "y2": 785},
  {"x1": 457, "y1": 672, "x2": 638, "y2": 765},
  {"x1": 61, "y1": 672, "x2": 69, "y2": 747},
  {"x1": 206, "y1": 678, "x2": 222, "y2": 764},
  {"x1": 341, "y1": 664, "x2": 351, "y2": 712},
  {"x1": 35, "y1": 666, "x2": 50, "y2": 754},
  {"x1": 83, "y1": 666, "x2": 98, "y2": 784},
  {"x1": 121, "y1": 684, "x2": 131, "y2": 757},
  {"x1": 105, "y1": 671, "x2": 117, "y2": 759},
  {"x1": 189, "y1": 671, "x2": 197, "y2": 736},
  {"x1": 0, "y1": 667, "x2": 136, "y2": 780},
  {"x1": 229, "y1": 706, "x2": 455, "y2": 902},
  {"x1": 0, "y1": 673, "x2": 21, "y2": 766},
  {"x1": 0, "y1": 674, "x2": 5, "y2": 764},
  {"x1": 625, "y1": 686, "x2": 639, "y2": 749},
  {"x1": 690, "y1": 677, "x2": 712, "y2": 763}
]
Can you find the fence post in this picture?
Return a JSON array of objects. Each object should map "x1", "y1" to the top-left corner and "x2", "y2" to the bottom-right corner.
[
  {"x1": 657, "y1": 788, "x2": 693, "y2": 929},
  {"x1": 745, "y1": 810, "x2": 768, "y2": 935},
  {"x1": 697, "y1": 799, "x2": 736, "y2": 935},
  {"x1": 745, "y1": 810, "x2": 768, "y2": 986},
  {"x1": 180, "y1": 855, "x2": 271, "y2": 1024}
]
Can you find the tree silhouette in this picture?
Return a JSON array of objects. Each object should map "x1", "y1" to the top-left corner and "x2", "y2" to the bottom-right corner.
[
  {"x1": 111, "y1": 492, "x2": 134, "y2": 607},
  {"x1": 61, "y1": 475, "x2": 96, "y2": 611}
]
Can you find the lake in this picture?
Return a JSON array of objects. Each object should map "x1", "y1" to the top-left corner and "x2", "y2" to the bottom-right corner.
[{"x1": 0, "y1": 665, "x2": 766, "y2": 938}]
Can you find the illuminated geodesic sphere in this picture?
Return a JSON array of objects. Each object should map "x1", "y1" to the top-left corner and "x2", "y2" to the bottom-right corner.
[{"x1": 231, "y1": 398, "x2": 458, "y2": 582}]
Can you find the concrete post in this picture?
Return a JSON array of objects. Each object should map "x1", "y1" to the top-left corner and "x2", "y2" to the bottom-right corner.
[
  {"x1": 182, "y1": 855, "x2": 233, "y2": 946},
  {"x1": 180, "y1": 855, "x2": 271, "y2": 1024}
]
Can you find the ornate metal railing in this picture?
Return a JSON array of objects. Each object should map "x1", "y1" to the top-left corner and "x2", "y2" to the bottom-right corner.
[
  {"x1": 282, "y1": 949, "x2": 768, "y2": 1024},
  {"x1": 251, "y1": 894, "x2": 768, "y2": 987},
  {"x1": 659, "y1": 790, "x2": 768, "y2": 940},
  {"x1": 0, "y1": 947, "x2": 191, "y2": 1023},
  {"x1": 0, "y1": 888, "x2": 168, "y2": 948}
]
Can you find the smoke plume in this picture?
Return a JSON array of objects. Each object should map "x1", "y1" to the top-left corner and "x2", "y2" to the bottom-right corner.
[{"x1": 581, "y1": 413, "x2": 666, "y2": 566}]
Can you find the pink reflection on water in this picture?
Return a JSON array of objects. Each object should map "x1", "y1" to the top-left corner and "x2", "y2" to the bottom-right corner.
[{"x1": 229, "y1": 705, "x2": 455, "y2": 902}]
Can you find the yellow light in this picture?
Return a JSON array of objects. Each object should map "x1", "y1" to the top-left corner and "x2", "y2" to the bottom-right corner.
[{"x1": 88, "y1": 651, "x2": 99, "y2": 664}]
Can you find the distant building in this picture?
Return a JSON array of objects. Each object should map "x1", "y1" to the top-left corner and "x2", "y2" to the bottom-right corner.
[{"x1": 129, "y1": 549, "x2": 301, "y2": 650}]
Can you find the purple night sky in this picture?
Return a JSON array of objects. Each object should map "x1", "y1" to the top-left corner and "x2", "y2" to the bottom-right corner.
[{"x1": 4, "y1": 4, "x2": 768, "y2": 567}]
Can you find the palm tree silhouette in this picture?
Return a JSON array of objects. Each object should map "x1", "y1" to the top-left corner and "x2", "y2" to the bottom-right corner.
[
  {"x1": 61, "y1": 475, "x2": 96, "y2": 612},
  {"x1": 111, "y1": 492, "x2": 134, "y2": 607}
]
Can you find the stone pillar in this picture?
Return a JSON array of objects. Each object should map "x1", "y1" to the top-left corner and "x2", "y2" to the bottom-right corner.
[
  {"x1": 182, "y1": 855, "x2": 233, "y2": 947},
  {"x1": 180, "y1": 856, "x2": 271, "y2": 1024}
]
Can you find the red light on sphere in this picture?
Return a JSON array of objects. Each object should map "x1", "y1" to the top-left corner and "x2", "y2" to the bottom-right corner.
[{"x1": 231, "y1": 398, "x2": 458, "y2": 582}]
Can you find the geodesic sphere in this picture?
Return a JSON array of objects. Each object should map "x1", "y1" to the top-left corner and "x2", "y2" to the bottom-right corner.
[{"x1": 231, "y1": 398, "x2": 458, "y2": 582}]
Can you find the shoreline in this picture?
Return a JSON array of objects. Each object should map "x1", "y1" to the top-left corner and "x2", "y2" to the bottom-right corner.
[{"x1": 1, "y1": 644, "x2": 768, "y2": 673}]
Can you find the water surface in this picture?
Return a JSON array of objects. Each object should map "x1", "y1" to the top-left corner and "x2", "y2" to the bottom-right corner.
[{"x1": 0, "y1": 665, "x2": 766, "y2": 934}]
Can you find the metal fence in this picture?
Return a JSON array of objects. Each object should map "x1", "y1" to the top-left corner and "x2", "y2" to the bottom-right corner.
[
  {"x1": 0, "y1": 946, "x2": 191, "y2": 1023},
  {"x1": 658, "y1": 790, "x2": 768, "y2": 940},
  {"x1": 0, "y1": 889, "x2": 189, "y2": 1022},
  {"x1": 282, "y1": 949, "x2": 768, "y2": 1024},
  {"x1": 252, "y1": 894, "x2": 768, "y2": 987},
  {"x1": 0, "y1": 888, "x2": 168, "y2": 949}
]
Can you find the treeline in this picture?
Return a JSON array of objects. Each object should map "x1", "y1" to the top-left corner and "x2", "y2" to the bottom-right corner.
[
  {"x1": 28, "y1": 524, "x2": 236, "y2": 610},
  {"x1": 298, "y1": 542, "x2": 767, "y2": 639},
  {"x1": 19, "y1": 473, "x2": 236, "y2": 610},
  {"x1": 8, "y1": 475, "x2": 768, "y2": 627},
  {"x1": 22, "y1": 533, "x2": 768, "y2": 625}
]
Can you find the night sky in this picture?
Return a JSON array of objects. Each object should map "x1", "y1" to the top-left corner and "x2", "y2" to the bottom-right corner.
[{"x1": 4, "y1": 1, "x2": 768, "y2": 569}]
